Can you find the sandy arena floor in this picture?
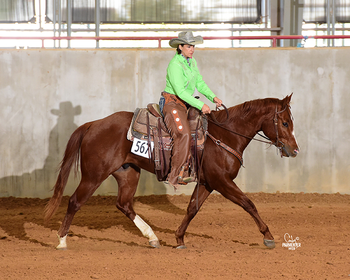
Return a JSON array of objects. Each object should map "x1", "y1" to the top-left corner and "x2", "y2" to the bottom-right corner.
[{"x1": 0, "y1": 192, "x2": 350, "y2": 279}]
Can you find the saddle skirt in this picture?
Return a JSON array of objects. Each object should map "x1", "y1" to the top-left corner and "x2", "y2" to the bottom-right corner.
[{"x1": 127, "y1": 103, "x2": 207, "y2": 182}]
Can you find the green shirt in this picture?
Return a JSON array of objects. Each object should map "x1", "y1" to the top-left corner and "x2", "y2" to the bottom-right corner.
[{"x1": 164, "y1": 53, "x2": 216, "y2": 110}]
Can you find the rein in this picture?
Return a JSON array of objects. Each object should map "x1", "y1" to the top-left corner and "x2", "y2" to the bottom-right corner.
[
  {"x1": 205, "y1": 104, "x2": 289, "y2": 158},
  {"x1": 205, "y1": 131, "x2": 244, "y2": 166}
]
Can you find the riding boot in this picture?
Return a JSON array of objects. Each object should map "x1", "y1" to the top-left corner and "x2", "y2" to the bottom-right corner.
[
  {"x1": 163, "y1": 102, "x2": 194, "y2": 188},
  {"x1": 177, "y1": 158, "x2": 196, "y2": 185}
]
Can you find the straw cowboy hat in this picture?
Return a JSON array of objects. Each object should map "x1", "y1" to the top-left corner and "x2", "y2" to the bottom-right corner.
[{"x1": 169, "y1": 31, "x2": 203, "y2": 48}]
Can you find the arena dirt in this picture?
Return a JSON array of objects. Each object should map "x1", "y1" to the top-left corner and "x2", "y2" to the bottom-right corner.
[{"x1": 0, "y1": 192, "x2": 350, "y2": 279}]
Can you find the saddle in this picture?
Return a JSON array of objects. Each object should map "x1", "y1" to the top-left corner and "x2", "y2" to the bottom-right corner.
[{"x1": 127, "y1": 103, "x2": 207, "y2": 182}]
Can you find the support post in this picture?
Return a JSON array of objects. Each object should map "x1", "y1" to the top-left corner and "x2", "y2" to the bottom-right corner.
[
  {"x1": 58, "y1": 0, "x2": 62, "y2": 48},
  {"x1": 67, "y1": 0, "x2": 72, "y2": 48},
  {"x1": 282, "y1": 0, "x2": 304, "y2": 47},
  {"x1": 95, "y1": 0, "x2": 100, "y2": 48},
  {"x1": 270, "y1": 0, "x2": 282, "y2": 46}
]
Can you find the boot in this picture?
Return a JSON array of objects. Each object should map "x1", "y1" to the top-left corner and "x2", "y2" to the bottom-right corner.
[{"x1": 177, "y1": 165, "x2": 196, "y2": 185}]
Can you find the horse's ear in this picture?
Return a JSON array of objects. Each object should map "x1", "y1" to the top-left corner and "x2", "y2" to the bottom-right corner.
[{"x1": 284, "y1": 93, "x2": 293, "y2": 105}]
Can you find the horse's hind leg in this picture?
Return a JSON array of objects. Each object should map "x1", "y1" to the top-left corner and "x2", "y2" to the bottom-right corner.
[
  {"x1": 175, "y1": 183, "x2": 212, "y2": 249},
  {"x1": 112, "y1": 164, "x2": 160, "y2": 248},
  {"x1": 56, "y1": 177, "x2": 105, "y2": 249}
]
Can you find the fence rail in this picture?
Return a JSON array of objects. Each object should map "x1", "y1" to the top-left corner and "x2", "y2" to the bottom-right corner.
[{"x1": 1, "y1": 35, "x2": 350, "y2": 48}]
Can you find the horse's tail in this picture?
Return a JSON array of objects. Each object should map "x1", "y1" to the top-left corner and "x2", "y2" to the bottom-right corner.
[{"x1": 44, "y1": 122, "x2": 92, "y2": 222}]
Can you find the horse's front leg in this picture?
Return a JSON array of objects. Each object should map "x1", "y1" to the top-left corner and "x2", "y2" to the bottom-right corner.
[
  {"x1": 214, "y1": 178, "x2": 275, "y2": 248},
  {"x1": 175, "y1": 183, "x2": 212, "y2": 249}
]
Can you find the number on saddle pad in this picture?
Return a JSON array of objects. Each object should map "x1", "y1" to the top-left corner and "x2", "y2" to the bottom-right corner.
[{"x1": 131, "y1": 138, "x2": 154, "y2": 158}]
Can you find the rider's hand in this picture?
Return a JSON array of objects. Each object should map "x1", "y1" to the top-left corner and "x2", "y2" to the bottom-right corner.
[
  {"x1": 213, "y1": 97, "x2": 223, "y2": 108},
  {"x1": 201, "y1": 104, "x2": 211, "y2": 114}
]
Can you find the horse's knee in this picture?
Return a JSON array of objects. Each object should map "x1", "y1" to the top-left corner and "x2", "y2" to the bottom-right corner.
[{"x1": 67, "y1": 196, "x2": 82, "y2": 213}]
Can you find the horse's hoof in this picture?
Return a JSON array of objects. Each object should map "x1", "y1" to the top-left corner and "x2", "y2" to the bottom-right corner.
[
  {"x1": 176, "y1": 245, "x2": 187, "y2": 249},
  {"x1": 149, "y1": 240, "x2": 160, "y2": 248},
  {"x1": 263, "y1": 239, "x2": 275, "y2": 249},
  {"x1": 56, "y1": 245, "x2": 67, "y2": 250}
]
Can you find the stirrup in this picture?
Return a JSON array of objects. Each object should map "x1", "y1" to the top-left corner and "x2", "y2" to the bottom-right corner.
[
  {"x1": 177, "y1": 165, "x2": 196, "y2": 185},
  {"x1": 177, "y1": 176, "x2": 196, "y2": 185}
]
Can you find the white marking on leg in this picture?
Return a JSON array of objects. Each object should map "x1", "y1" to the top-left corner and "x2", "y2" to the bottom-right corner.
[
  {"x1": 56, "y1": 234, "x2": 67, "y2": 250},
  {"x1": 133, "y1": 215, "x2": 158, "y2": 242}
]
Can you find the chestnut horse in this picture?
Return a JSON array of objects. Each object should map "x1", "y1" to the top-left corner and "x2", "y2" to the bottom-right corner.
[{"x1": 45, "y1": 94, "x2": 299, "y2": 250}]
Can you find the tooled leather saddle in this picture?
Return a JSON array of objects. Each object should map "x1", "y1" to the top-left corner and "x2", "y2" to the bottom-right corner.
[{"x1": 127, "y1": 103, "x2": 207, "y2": 182}]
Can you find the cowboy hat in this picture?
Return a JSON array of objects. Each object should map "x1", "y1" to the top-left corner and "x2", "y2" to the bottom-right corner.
[{"x1": 169, "y1": 31, "x2": 203, "y2": 48}]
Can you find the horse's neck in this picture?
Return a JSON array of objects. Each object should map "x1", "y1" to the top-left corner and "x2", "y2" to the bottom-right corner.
[
  {"x1": 209, "y1": 105, "x2": 269, "y2": 151},
  {"x1": 229, "y1": 100, "x2": 274, "y2": 132}
]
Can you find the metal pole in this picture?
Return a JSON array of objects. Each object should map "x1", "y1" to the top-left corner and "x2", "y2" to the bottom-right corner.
[
  {"x1": 53, "y1": 0, "x2": 56, "y2": 48},
  {"x1": 67, "y1": 0, "x2": 72, "y2": 48},
  {"x1": 280, "y1": 0, "x2": 284, "y2": 47},
  {"x1": 59, "y1": 0, "x2": 62, "y2": 48},
  {"x1": 262, "y1": 0, "x2": 266, "y2": 28},
  {"x1": 332, "y1": 0, "x2": 335, "y2": 46},
  {"x1": 327, "y1": 0, "x2": 330, "y2": 46},
  {"x1": 231, "y1": 23, "x2": 234, "y2": 48},
  {"x1": 39, "y1": 0, "x2": 42, "y2": 29},
  {"x1": 95, "y1": 0, "x2": 100, "y2": 48}
]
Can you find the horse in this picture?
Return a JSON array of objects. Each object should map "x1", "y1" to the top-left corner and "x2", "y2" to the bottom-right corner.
[{"x1": 44, "y1": 94, "x2": 299, "y2": 250}]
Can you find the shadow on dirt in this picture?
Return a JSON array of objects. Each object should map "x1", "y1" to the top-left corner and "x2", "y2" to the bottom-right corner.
[{"x1": 0, "y1": 195, "x2": 213, "y2": 248}]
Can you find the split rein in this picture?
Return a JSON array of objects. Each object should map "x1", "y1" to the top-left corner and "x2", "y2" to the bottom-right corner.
[{"x1": 204, "y1": 104, "x2": 288, "y2": 162}]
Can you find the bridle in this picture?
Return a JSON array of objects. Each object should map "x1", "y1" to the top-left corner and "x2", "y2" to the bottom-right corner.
[
  {"x1": 257, "y1": 105, "x2": 292, "y2": 156},
  {"x1": 206, "y1": 103, "x2": 292, "y2": 160}
]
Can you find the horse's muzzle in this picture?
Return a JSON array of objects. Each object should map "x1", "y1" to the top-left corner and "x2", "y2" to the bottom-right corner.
[{"x1": 282, "y1": 146, "x2": 299, "y2": 158}]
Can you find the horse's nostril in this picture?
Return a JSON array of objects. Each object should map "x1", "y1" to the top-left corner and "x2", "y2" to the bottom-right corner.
[{"x1": 294, "y1": 149, "x2": 299, "y2": 155}]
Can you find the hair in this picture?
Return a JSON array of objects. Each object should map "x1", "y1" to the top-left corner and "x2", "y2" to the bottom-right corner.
[{"x1": 176, "y1": 44, "x2": 184, "y2": 54}]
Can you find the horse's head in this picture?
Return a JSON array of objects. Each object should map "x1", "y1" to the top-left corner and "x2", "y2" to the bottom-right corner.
[{"x1": 261, "y1": 94, "x2": 299, "y2": 158}]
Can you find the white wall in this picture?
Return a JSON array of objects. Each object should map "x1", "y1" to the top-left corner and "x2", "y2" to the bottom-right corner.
[{"x1": 1, "y1": 47, "x2": 349, "y2": 198}]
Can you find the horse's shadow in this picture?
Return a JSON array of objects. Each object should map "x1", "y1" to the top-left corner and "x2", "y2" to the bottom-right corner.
[
  {"x1": 52, "y1": 195, "x2": 212, "y2": 248},
  {"x1": 0, "y1": 195, "x2": 213, "y2": 248}
]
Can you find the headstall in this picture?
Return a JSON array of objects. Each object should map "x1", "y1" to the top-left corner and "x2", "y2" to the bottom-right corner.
[{"x1": 205, "y1": 104, "x2": 292, "y2": 162}]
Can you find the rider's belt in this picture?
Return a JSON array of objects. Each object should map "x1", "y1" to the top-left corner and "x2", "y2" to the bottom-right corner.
[{"x1": 161, "y1": 92, "x2": 187, "y2": 111}]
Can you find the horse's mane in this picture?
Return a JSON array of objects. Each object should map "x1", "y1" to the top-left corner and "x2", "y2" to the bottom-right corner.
[{"x1": 213, "y1": 98, "x2": 280, "y2": 122}]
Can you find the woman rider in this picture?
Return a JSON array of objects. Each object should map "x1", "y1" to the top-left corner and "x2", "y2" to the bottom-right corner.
[{"x1": 159, "y1": 31, "x2": 223, "y2": 189}]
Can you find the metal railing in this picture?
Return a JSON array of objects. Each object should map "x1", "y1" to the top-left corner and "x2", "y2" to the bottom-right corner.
[{"x1": 1, "y1": 35, "x2": 350, "y2": 48}]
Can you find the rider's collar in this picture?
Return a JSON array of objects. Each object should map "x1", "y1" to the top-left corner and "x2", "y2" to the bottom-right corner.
[{"x1": 181, "y1": 54, "x2": 191, "y2": 66}]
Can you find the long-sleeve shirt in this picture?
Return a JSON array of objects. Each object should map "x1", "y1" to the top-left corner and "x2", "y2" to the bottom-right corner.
[{"x1": 164, "y1": 53, "x2": 216, "y2": 110}]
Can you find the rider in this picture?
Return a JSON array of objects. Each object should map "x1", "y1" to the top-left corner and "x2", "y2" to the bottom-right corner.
[{"x1": 159, "y1": 31, "x2": 223, "y2": 189}]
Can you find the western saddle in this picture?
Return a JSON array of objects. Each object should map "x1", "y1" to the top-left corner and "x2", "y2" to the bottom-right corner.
[{"x1": 127, "y1": 103, "x2": 207, "y2": 182}]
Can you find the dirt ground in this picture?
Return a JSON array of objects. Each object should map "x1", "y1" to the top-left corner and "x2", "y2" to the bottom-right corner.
[{"x1": 0, "y1": 192, "x2": 350, "y2": 280}]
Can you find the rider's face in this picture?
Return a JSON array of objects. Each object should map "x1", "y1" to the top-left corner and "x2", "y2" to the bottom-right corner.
[{"x1": 180, "y1": 44, "x2": 195, "y2": 59}]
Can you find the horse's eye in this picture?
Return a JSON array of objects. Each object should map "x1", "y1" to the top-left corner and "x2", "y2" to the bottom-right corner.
[{"x1": 283, "y1": 122, "x2": 288, "y2": 128}]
